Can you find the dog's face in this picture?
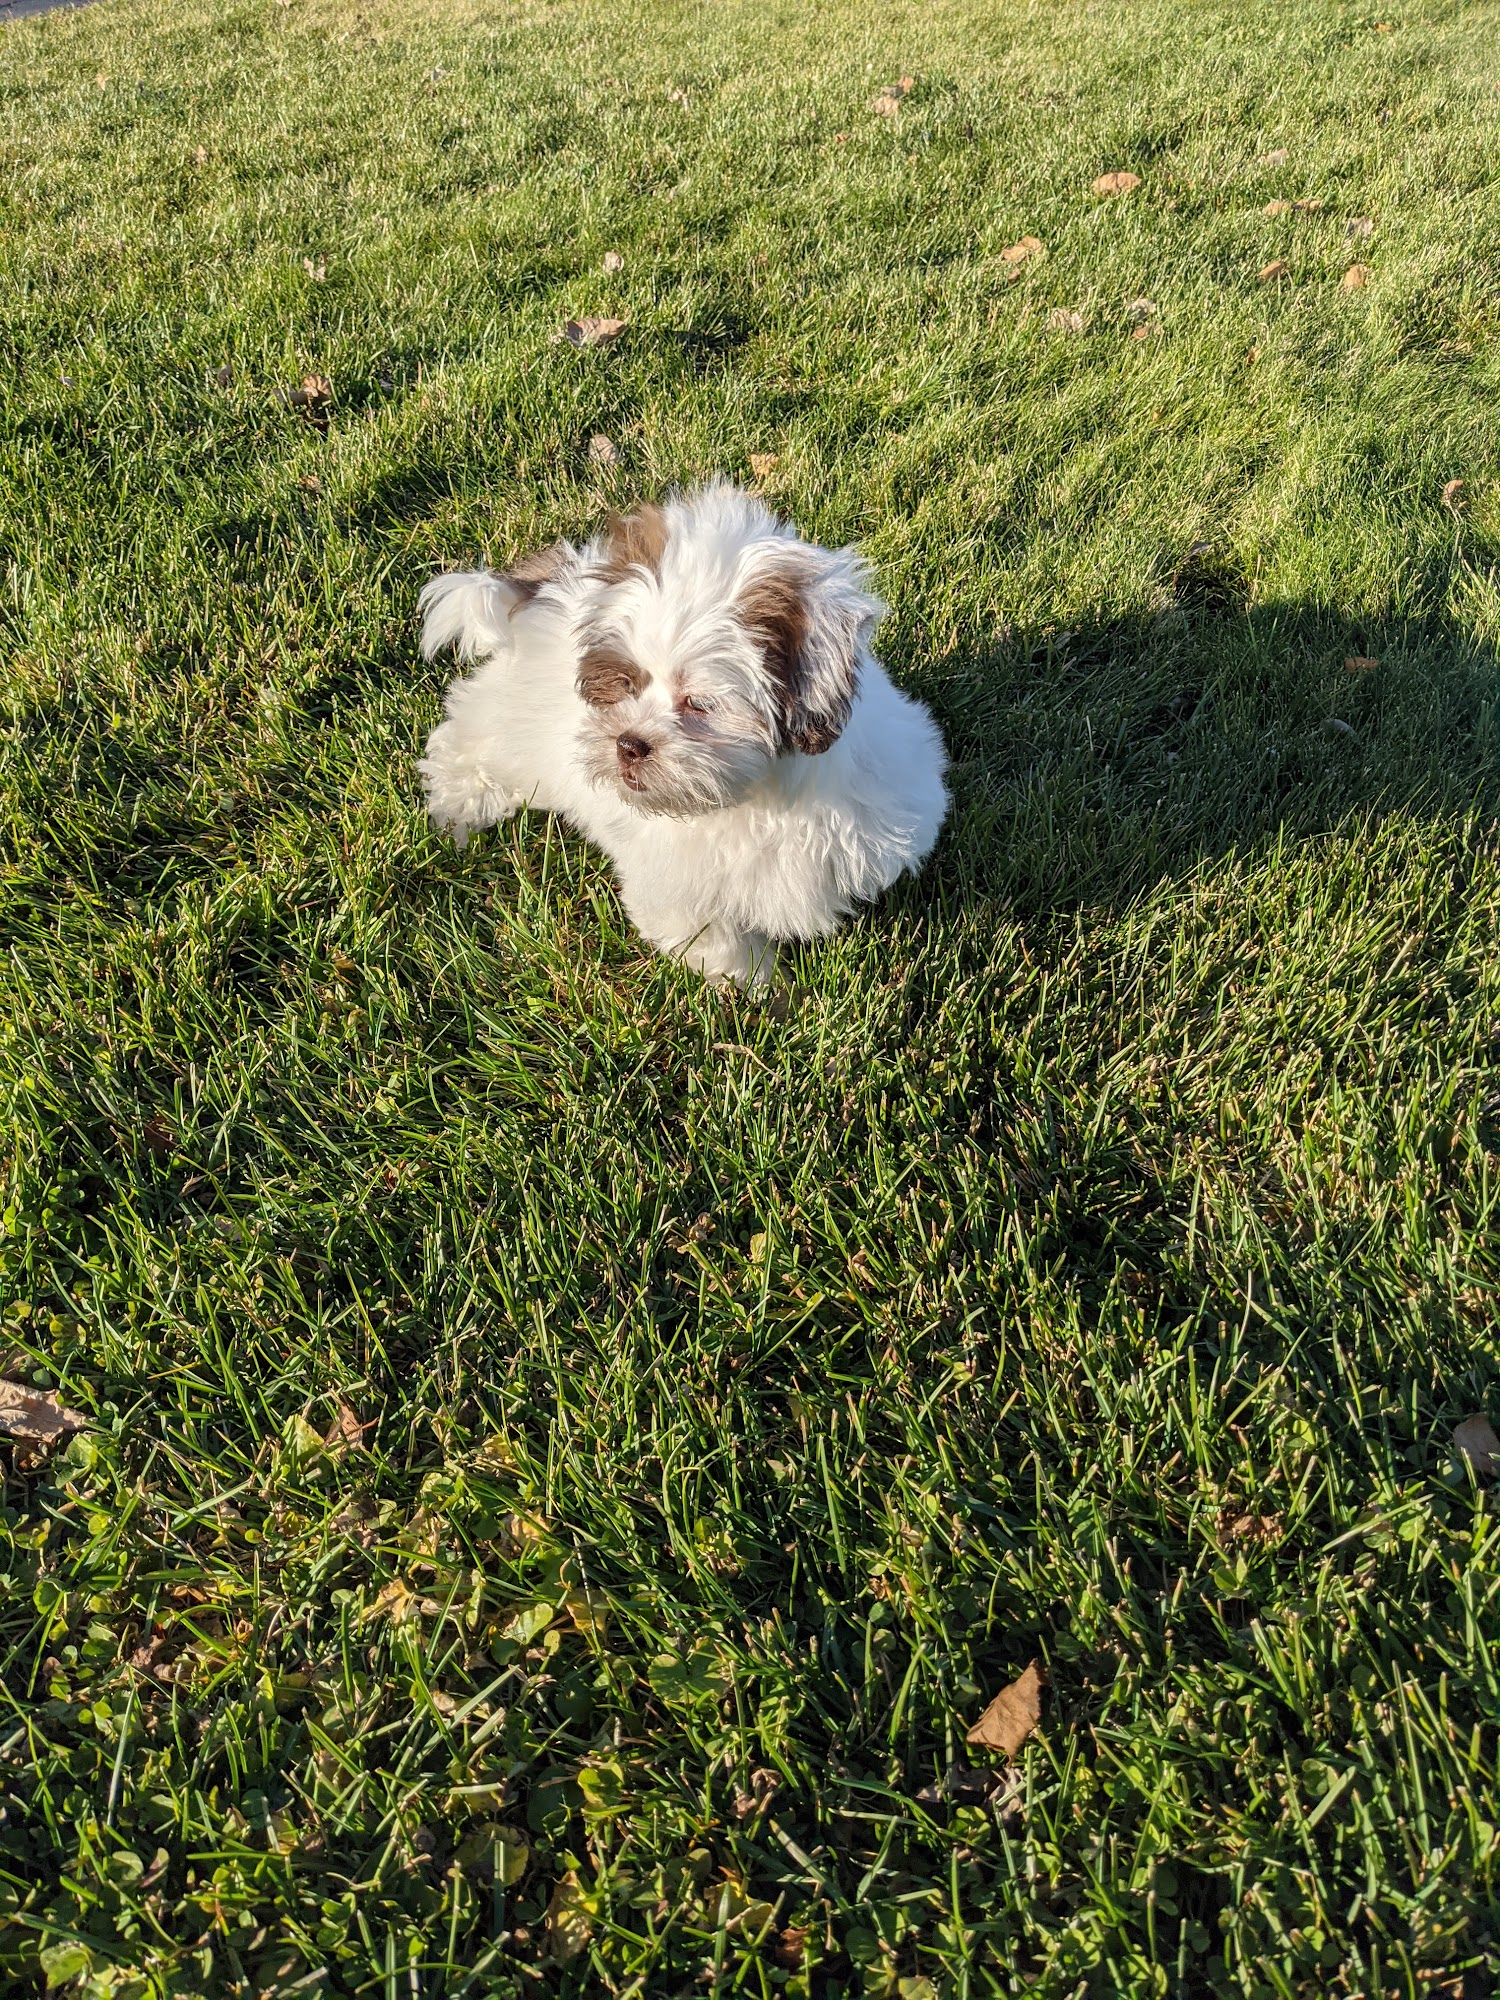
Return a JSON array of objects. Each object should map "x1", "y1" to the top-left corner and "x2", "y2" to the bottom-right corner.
[{"x1": 520, "y1": 492, "x2": 883, "y2": 817}]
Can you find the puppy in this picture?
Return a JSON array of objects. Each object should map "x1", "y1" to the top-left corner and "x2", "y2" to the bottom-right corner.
[{"x1": 418, "y1": 481, "x2": 948, "y2": 985}]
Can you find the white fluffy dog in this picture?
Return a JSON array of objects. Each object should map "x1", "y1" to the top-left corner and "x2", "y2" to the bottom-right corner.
[{"x1": 417, "y1": 481, "x2": 948, "y2": 985}]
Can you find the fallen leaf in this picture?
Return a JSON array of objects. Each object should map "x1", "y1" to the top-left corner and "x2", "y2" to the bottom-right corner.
[
  {"x1": 747, "y1": 453, "x2": 779, "y2": 483},
  {"x1": 361, "y1": 1578, "x2": 420, "y2": 1625},
  {"x1": 193, "y1": 145, "x2": 208, "y2": 166},
  {"x1": 142, "y1": 1114, "x2": 175, "y2": 1156},
  {"x1": 1264, "y1": 199, "x2": 1292, "y2": 216},
  {"x1": 966, "y1": 1659, "x2": 1046, "y2": 1758},
  {"x1": 563, "y1": 1583, "x2": 607, "y2": 1639},
  {"x1": 601, "y1": 249, "x2": 624, "y2": 272},
  {"x1": 1455, "y1": 1414, "x2": 1499, "y2": 1477},
  {"x1": 456, "y1": 1823, "x2": 530, "y2": 1880},
  {"x1": 557, "y1": 316, "x2": 626, "y2": 347},
  {"x1": 1258, "y1": 147, "x2": 1289, "y2": 167},
  {"x1": 1245, "y1": 344, "x2": 1261, "y2": 364},
  {"x1": 325, "y1": 1399, "x2": 372, "y2": 1454},
  {"x1": 730, "y1": 1767, "x2": 780, "y2": 1820},
  {"x1": 298, "y1": 474, "x2": 322, "y2": 494},
  {"x1": 129, "y1": 1631, "x2": 182, "y2": 1682},
  {"x1": 1442, "y1": 478, "x2": 1467, "y2": 511},
  {"x1": 545, "y1": 1873, "x2": 594, "y2": 1963},
  {"x1": 1258, "y1": 258, "x2": 1290, "y2": 282},
  {"x1": 870, "y1": 76, "x2": 915, "y2": 115},
  {"x1": 1375, "y1": 18, "x2": 1393, "y2": 28},
  {"x1": 1125, "y1": 296, "x2": 1158, "y2": 322},
  {"x1": 774, "y1": 1927, "x2": 810, "y2": 1971},
  {"x1": 1047, "y1": 308, "x2": 1085, "y2": 334},
  {"x1": 1219, "y1": 1510, "x2": 1282, "y2": 1541},
  {"x1": 0, "y1": 1379, "x2": 88, "y2": 1466},
  {"x1": 913, "y1": 1763, "x2": 1001, "y2": 1807},
  {"x1": 1092, "y1": 170, "x2": 1141, "y2": 196},
  {"x1": 1343, "y1": 654, "x2": 1379, "y2": 673},
  {"x1": 1000, "y1": 234, "x2": 1043, "y2": 265},
  {"x1": 1342, "y1": 263, "x2": 1372, "y2": 290},
  {"x1": 587, "y1": 433, "x2": 617, "y2": 466},
  {"x1": 278, "y1": 374, "x2": 332, "y2": 410},
  {"x1": 1347, "y1": 215, "x2": 1375, "y2": 238},
  {"x1": 302, "y1": 256, "x2": 326, "y2": 282}
]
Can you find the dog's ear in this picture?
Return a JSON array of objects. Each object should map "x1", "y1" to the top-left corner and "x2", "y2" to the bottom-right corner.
[
  {"x1": 503, "y1": 542, "x2": 571, "y2": 603},
  {"x1": 418, "y1": 544, "x2": 570, "y2": 662},
  {"x1": 737, "y1": 548, "x2": 884, "y2": 755},
  {"x1": 595, "y1": 504, "x2": 670, "y2": 584}
]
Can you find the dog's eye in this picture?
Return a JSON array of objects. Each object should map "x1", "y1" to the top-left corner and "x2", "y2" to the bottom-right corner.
[{"x1": 678, "y1": 695, "x2": 711, "y2": 715}]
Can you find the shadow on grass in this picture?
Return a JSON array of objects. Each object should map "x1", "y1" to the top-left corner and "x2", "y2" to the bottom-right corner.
[{"x1": 900, "y1": 588, "x2": 1497, "y2": 925}]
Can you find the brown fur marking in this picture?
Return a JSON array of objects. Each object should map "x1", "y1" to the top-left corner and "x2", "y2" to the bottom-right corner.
[
  {"x1": 503, "y1": 542, "x2": 569, "y2": 608},
  {"x1": 595, "y1": 504, "x2": 670, "y2": 584},
  {"x1": 577, "y1": 638, "x2": 646, "y2": 707},
  {"x1": 738, "y1": 565, "x2": 850, "y2": 754}
]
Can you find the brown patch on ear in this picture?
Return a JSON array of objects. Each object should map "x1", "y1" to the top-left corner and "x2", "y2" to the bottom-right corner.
[
  {"x1": 595, "y1": 504, "x2": 669, "y2": 584},
  {"x1": 577, "y1": 638, "x2": 646, "y2": 707},
  {"x1": 738, "y1": 565, "x2": 852, "y2": 754},
  {"x1": 503, "y1": 542, "x2": 569, "y2": 608}
]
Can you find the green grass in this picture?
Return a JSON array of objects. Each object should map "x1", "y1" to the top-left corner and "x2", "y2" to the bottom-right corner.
[{"x1": 2, "y1": 0, "x2": 1500, "y2": 1992}]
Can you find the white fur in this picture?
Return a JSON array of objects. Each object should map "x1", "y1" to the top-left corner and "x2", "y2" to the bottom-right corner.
[{"x1": 417, "y1": 482, "x2": 949, "y2": 985}]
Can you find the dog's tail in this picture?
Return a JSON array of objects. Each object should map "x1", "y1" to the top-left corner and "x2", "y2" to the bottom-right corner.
[{"x1": 418, "y1": 570, "x2": 525, "y2": 665}]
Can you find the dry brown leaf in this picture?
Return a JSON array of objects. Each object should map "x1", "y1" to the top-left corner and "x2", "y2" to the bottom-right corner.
[
  {"x1": 1125, "y1": 297, "x2": 1158, "y2": 323},
  {"x1": 361, "y1": 1578, "x2": 420, "y2": 1625},
  {"x1": 1245, "y1": 344, "x2": 1261, "y2": 364},
  {"x1": 601, "y1": 249, "x2": 624, "y2": 273},
  {"x1": 1442, "y1": 478, "x2": 1468, "y2": 512},
  {"x1": 1342, "y1": 263, "x2": 1372, "y2": 290},
  {"x1": 0, "y1": 1379, "x2": 87, "y2": 1465},
  {"x1": 325, "y1": 1399, "x2": 372, "y2": 1454},
  {"x1": 557, "y1": 317, "x2": 626, "y2": 348},
  {"x1": 966, "y1": 1659, "x2": 1046, "y2": 1757},
  {"x1": 870, "y1": 76, "x2": 915, "y2": 114},
  {"x1": 587, "y1": 434, "x2": 617, "y2": 467},
  {"x1": 142, "y1": 1114, "x2": 175, "y2": 1156},
  {"x1": 303, "y1": 256, "x2": 326, "y2": 282},
  {"x1": 1264, "y1": 200, "x2": 1292, "y2": 216},
  {"x1": 298, "y1": 474, "x2": 322, "y2": 494},
  {"x1": 1220, "y1": 1510, "x2": 1282, "y2": 1541},
  {"x1": 193, "y1": 145, "x2": 209, "y2": 166},
  {"x1": 1092, "y1": 170, "x2": 1141, "y2": 196},
  {"x1": 1347, "y1": 215, "x2": 1375, "y2": 239},
  {"x1": 545, "y1": 1873, "x2": 593, "y2": 1963},
  {"x1": 1258, "y1": 258, "x2": 1290, "y2": 282},
  {"x1": 1000, "y1": 234, "x2": 1043, "y2": 265},
  {"x1": 1047, "y1": 308, "x2": 1085, "y2": 334},
  {"x1": 1454, "y1": 1414, "x2": 1499, "y2": 1477},
  {"x1": 773, "y1": 1927, "x2": 810, "y2": 1971},
  {"x1": 1343, "y1": 655, "x2": 1379, "y2": 674},
  {"x1": 1258, "y1": 147, "x2": 1289, "y2": 168},
  {"x1": 279, "y1": 374, "x2": 332, "y2": 410},
  {"x1": 747, "y1": 453, "x2": 780, "y2": 483}
]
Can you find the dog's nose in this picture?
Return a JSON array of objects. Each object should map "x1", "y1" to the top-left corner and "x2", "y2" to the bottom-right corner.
[{"x1": 616, "y1": 734, "x2": 652, "y2": 765}]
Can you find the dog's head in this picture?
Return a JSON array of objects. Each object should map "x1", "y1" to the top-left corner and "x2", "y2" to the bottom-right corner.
[{"x1": 552, "y1": 484, "x2": 885, "y2": 816}]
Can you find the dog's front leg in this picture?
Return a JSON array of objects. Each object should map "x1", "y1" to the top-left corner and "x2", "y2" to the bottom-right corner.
[
  {"x1": 621, "y1": 890, "x2": 777, "y2": 987},
  {"x1": 417, "y1": 717, "x2": 526, "y2": 849}
]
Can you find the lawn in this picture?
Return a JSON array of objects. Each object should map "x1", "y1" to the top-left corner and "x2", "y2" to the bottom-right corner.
[{"x1": 2, "y1": 0, "x2": 1499, "y2": 1992}]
